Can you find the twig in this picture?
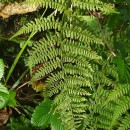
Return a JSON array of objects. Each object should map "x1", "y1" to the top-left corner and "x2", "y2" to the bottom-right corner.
[
  {"x1": 12, "y1": 107, "x2": 21, "y2": 114},
  {"x1": 16, "y1": 81, "x2": 29, "y2": 91},
  {"x1": 16, "y1": 77, "x2": 43, "y2": 91},
  {"x1": 93, "y1": 12, "x2": 116, "y2": 57}
]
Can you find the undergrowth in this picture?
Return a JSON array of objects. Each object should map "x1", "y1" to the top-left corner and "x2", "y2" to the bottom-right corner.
[{"x1": 0, "y1": 0, "x2": 130, "y2": 129}]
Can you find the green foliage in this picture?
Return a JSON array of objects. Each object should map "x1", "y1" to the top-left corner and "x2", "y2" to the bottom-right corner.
[
  {"x1": 0, "y1": 59, "x2": 4, "y2": 80},
  {"x1": 114, "y1": 52, "x2": 130, "y2": 83},
  {"x1": 0, "y1": 83, "x2": 9, "y2": 109},
  {"x1": 0, "y1": 84, "x2": 16, "y2": 109},
  {"x1": 87, "y1": 84, "x2": 130, "y2": 130},
  {"x1": 12, "y1": 0, "x2": 116, "y2": 129},
  {"x1": 10, "y1": 0, "x2": 130, "y2": 129},
  {"x1": 50, "y1": 113, "x2": 64, "y2": 130},
  {"x1": 31, "y1": 99, "x2": 52, "y2": 127},
  {"x1": 7, "y1": 115, "x2": 42, "y2": 130},
  {"x1": 0, "y1": 59, "x2": 16, "y2": 109},
  {"x1": 31, "y1": 99, "x2": 64, "y2": 130}
]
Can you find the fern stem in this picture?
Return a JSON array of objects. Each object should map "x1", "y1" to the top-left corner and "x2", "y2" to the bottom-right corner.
[
  {"x1": 5, "y1": 32, "x2": 35, "y2": 85},
  {"x1": 40, "y1": 8, "x2": 47, "y2": 19}
]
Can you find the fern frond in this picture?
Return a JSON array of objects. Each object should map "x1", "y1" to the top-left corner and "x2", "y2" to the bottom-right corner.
[
  {"x1": 89, "y1": 84, "x2": 130, "y2": 129},
  {"x1": 110, "y1": 96, "x2": 130, "y2": 127},
  {"x1": 62, "y1": 27, "x2": 103, "y2": 45},
  {"x1": 106, "y1": 84, "x2": 130, "y2": 103},
  {"x1": 12, "y1": 0, "x2": 121, "y2": 129},
  {"x1": 63, "y1": 55, "x2": 94, "y2": 72},
  {"x1": 72, "y1": 0, "x2": 117, "y2": 14},
  {"x1": 53, "y1": 90, "x2": 88, "y2": 130},
  {"x1": 63, "y1": 44, "x2": 101, "y2": 60},
  {"x1": 93, "y1": 58, "x2": 119, "y2": 87},
  {"x1": 63, "y1": 64, "x2": 92, "y2": 79},
  {"x1": 28, "y1": 35, "x2": 60, "y2": 68},
  {"x1": 25, "y1": 0, "x2": 67, "y2": 13},
  {"x1": 118, "y1": 114, "x2": 130, "y2": 130},
  {"x1": 11, "y1": 17, "x2": 61, "y2": 38},
  {"x1": 31, "y1": 57, "x2": 62, "y2": 82},
  {"x1": 27, "y1": 31, "x2": 101, "y2": 129},
  {"x1": 50, "y1": 113, "x2": 64, "y2": 130},
  {"x1": 93, "y1": 71, "x2": 116, "y2": 86}
]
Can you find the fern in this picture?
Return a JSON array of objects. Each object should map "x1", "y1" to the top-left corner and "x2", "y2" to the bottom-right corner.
[
  {"x1": 28, "y1": 32, "x2": 96, "y2": 129},
  {"x1": 82, "y1": 54, "x2": 120, "y2": 129},
  {"x1": 72, "y1": 0, "x2": 117, "y2": 14},
  {"x1": 25, "y1": 0, "x2": 68, "y2": 13},
  {"x1": 11, "y1": 0, "x2": 121, "y2": 129},
  {"x1": 88, "y1": 84, "x2": 130, "y2": 130},
  {"x1": 50, "y1": 113, "x2": 64, "y2": 130},
  {"x1": 11, "y1": 17, "x2": 62, "y2": 38},
  {"x1": 118, "y1": 114, "x2": 130, "y2": 130},
  {"x1": 92, "y1": 58, "x2": 119, "y2": 88}
]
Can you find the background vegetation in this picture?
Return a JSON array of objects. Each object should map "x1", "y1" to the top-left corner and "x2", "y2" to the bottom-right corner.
[{"x1": 0, "y1": 0, "x2": 130, "y2": 130}]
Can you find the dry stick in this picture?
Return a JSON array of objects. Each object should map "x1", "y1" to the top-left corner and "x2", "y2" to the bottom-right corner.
[
  {"x1": 0, "y1": 2, "x2": 38, "y2": 18},
  {"x1": 12, "y1": 107, "x2": 21, "y2": 114},
  {"x1": 16, "y1": 81, "x2": 29, "y2": 91},
  {"x1": 16, "y1": 77, "x2": 43, "y2": 91},
  {"x1": 94, "y1": 12, "x2": 116, "y2": 57}
]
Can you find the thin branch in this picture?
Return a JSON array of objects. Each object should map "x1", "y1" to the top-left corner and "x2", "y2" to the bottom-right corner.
[{"x1": 93, "y1": 12, "x2": 116, "y2": 57}]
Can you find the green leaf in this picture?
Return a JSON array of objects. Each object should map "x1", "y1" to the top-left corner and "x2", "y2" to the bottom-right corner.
[
  {"x1": 31, "y1": 99, "x2": 52, "y2": 127},
  {"x1": 0, "y1": 83, "x2": 9, "y2": 109},
  {"x1": 0, "y1": 84, "x2": 16, "y2": 108},
  {"x1": 51, "y1": 113, "x2": 64, "y2": 130},
  {"x1": 0, "y1": 83, "x2": 9, "y2": 94},
  {"x1": 80, "y1": 16, "x2": 99, "y2": 31},
  {"x1": 114, "y1": 57, "x2": 125, "y2": 81},
  {"x1": 0, "y1": 59, "x2": 4, "y2": 80},
  {"x1": 7, "y1": 90, "x2": 16, "y2": 107},
  {"x1": 0, "y1": 95, "x2": 8, "y2": 109}
]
